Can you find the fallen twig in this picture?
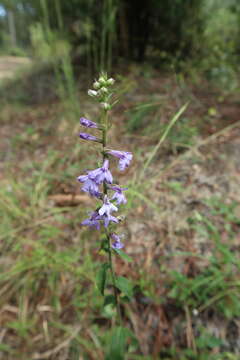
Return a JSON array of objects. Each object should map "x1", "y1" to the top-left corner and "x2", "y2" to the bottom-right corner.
[{"x1": 49, "y1": 194, "x2": 92, "y2": 206}]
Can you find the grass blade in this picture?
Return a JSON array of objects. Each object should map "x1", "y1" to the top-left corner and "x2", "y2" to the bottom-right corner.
[{"x1": 139, "y1": 102, "x2": 188, "y2": 182}]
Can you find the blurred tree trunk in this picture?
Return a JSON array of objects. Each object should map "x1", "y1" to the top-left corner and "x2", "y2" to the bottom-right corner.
[
  {"x1": 118, "y1": 2, "x2": 129, "y2": 59},
  {"x1": 7, "y1": 9, "x2": 17, "y2": 47},
  {"x1": 118, "y1": 0, "x2": 151, "y2": 61}
]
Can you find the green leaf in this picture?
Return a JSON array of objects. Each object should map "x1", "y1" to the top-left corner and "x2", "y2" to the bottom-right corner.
[
  {"x1": 116, "y1": 276, "x2": 134, "y2": 298},
  {"x1": 96, "y1": 263, "x2": 109, "y2": 295},
  {"x1": 104, "y1": 294, "x2": 116, "y2": 307},
  {"x1": 114, "y1": 249, "x2": 132, "y2": 262},
  {"x1": 105, "y1": 326, "x2": 130, "y2": 360}
]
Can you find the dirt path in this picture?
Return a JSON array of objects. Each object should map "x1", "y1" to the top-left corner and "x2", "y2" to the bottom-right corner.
[{"x1": 0, "y1": 56, "x2": 32, "y2": 80}]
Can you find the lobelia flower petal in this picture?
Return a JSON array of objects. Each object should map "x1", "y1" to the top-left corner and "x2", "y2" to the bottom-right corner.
[
  {"x1": 99, "y1": 196, "x2": 118, "y2": 217},
  {"x1": 112, "y1": 240, "x2": 124, "y2": 249},
  {"x1": 77, "y1": 174, "x2": 88, "y2": 183},
  {"x1": 88, "y1": 159, "x2": 113, "y2": 184},
  {"x1": 95, "y1": 170, "x2": 113, "y2": 184},
  {"x1": 79, "y1": 133, "x2": 100, "y2": 142},
  {"x1": 111, "y1": 233, "x2": 124, "y2": 249},
  {"x1": 80, "y1": 117, "x2": 98, "y2": 129},
  {"x1": 81, "y1": 178, "x2": 100, "y2": 197},
  {"x1": 111, "y1": 186, "x2": 128, "y2": 205},
  {"x1": 82, "y1": 211, "x2": 101, "y2": 230},
  {"x1": 98, "y1": 204, "x2": 108, "y2": 216},
  {"x1": 111, "y1": 192, "x2": 127, "y2": 205},
  {"x1": 87, "y1": 167, "x2": 103, "y2": 180},
  {"x1": 107, "y1": 150, "x2": 133, "y2": 171},
  {"x1": 102, "y1": 214, "x2": 119, "y2": 228}
]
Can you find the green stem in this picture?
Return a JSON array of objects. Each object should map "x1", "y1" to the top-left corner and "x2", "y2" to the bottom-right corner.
[
  {"x1": 106, "y1": 229, "x2": 122, "y2": 325},
  {"x1": 102, "y1": 108, "x2": 122, "y2": 325}
]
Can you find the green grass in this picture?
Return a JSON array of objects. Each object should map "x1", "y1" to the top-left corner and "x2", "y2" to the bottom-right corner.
[{"x1": 169, "y1": 198, "x2": 240, "y2": 309}]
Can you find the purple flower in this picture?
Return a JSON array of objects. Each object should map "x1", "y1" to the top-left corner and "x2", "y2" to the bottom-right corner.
[
  {"x1": 77, "y1": 160, "x2": 113, "y2": 196},
  {"x1": 82, "y1": 178, "x2": 100, "y2": 197},
  {"x1": 80, "y1": 117, "x2": 98, "y2": 129},
  {"x1": 98, "y1": 196, "x2": 118, "y2": 227},
  {"x1": 101, "y1": 214, "x2": 119, "y2": 228},
  {"x1": 77, "y1": 174, "x2": 88, "y2": 183},
  {"x1": 77, "y1": 174, "x2": 100, "y2": 197},
  {"x1": 79, "y1": 133, "x2": 100, "y2": 142},
  {"x1": 107, "y1": 150, "x2": 132, "y2": 171},
  {"x1": 111, "y1": 186, "x2": 128, "y2": 205},
  {"x1": 88, "y1": 159, "x2": 113, "y2": 184},
  {"x1": 99, "y1": 196, "x2": 118, "y2": 217},
  {"x1": 111, "y1": 233, "x2": 124, "y2": 249},
  {"x1": 82, "y1": 211, "x2": 101, "y2": 230},
  {"x1": 81, "y1": 210, "x2": 118, "y2": 229}
]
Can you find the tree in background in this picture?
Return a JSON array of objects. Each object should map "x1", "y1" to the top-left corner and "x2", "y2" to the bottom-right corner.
[
  {"x1": 1, "y1": 0, "x2": 240, "y2": 78},
  {"x1": 0, "y1": 0, "x2": 40, "y2": 51},
  {"x1": 118, "y1": 0, "x2": 205, "y2": 62},
  {"x1": 0, "y1": 0, "x2": 206, "y2": 62}
]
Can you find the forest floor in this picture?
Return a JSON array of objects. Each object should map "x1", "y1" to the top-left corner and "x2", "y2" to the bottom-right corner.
[{"x1": 0, "y1": 65, "x2": 240, "y2": 359}]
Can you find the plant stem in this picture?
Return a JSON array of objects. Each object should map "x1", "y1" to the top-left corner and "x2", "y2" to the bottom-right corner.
[
  {"x1": 106, "y1": 229, "x2": 122, "y2": 325},
  {"x1": 102, "y1": 108, "x2": 122, "y2": 325}
]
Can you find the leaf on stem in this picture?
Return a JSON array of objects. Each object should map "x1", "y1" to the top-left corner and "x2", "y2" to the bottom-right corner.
[
  {"x1": 114, "y1": 249, "x2": 132, "y2": 263},
  {"x1": 105, "y1": 326, "x2": 132, "y2": 360},
  {"x1": 96, "y1": 263, "x2": 109, "y2": 295},
  {"x1": 115, "y1": 276, "x2": 134, "y2": 299},
  {"x1": 104, "y1": 294, "x2": 116, "y2": 307}
]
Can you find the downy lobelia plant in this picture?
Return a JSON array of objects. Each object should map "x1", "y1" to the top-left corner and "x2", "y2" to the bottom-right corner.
[{"x1": 77, "y1": 73, "x2": 133, "y2": 323}]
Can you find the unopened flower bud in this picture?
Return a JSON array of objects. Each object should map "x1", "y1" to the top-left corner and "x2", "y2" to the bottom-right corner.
[
  {"x1": 93, "y1": 81, "x2": 101, "y2": 90},
  {"x1": 99, "y1": 87, "x2": 108, "y2": 95},
  {"x1": 107, "y1": 78, "x2": 115, "y2": 85},
  {"x1": 99, "y1": 76, "x2": 107, "y2": 85},
  {"x1": 88, "y1": 89, "x2": 98, "y2": 97},
  {"x1": 101, "y1": 102, "x2": 111, "y2": 110}
]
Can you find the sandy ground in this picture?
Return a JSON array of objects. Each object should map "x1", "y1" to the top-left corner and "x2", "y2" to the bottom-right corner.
[{"x1": 0, "y1": 56, "x2": 32, "y2": 80}]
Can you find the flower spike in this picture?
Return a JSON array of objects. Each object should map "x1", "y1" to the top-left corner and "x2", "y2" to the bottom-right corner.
[{"x1": 77, "y1": 75, "x2": 133, "y2": 322}]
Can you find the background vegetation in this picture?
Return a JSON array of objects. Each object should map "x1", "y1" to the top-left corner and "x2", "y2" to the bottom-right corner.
[{"x1": 0, "y1": 0, "x2": 240, "y2": 359}]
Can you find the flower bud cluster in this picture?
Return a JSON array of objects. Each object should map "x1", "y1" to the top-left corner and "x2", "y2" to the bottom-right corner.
[
  {"x1": 77, "y1": 76, "x2": 132, "y2": 250},
  {"x1": 87, "y1": 73, "x2": 115, "y2": 111}
]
